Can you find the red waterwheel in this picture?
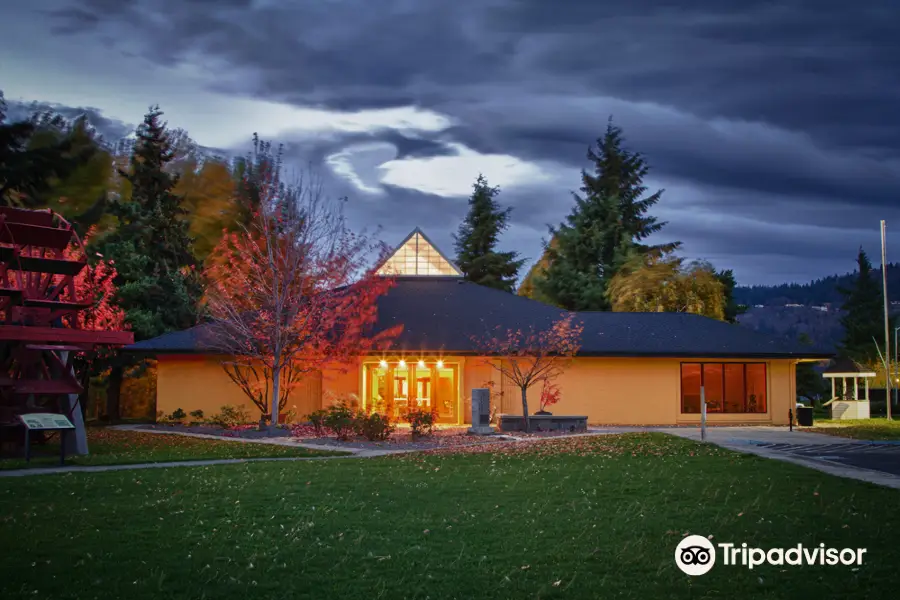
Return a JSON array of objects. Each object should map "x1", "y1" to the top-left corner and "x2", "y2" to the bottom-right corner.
[{"x1": 0, "y1": 206, "x2": 133, "y2": 453}]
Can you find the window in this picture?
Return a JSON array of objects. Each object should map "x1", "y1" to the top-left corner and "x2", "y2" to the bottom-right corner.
[
  {"x1": 376, "y1": 232, "x2": 461, "y2": 276},
  {"x1": 680, "y1": 363, "x2": 767, "y2": 414}
]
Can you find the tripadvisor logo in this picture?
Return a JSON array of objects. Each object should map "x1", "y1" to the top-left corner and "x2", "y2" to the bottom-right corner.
[{"x1": 675, "y1": 535, "x2": 867, "y2": 576}]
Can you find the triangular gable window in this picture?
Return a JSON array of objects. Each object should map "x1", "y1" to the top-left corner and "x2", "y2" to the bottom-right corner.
[{"x1": 376, "y1": 230, "x2": 462, "y2": 276}]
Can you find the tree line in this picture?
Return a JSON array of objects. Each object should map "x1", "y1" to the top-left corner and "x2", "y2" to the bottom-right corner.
[
  {"x1": 735, "y1": 264, "x2": 900, "y2": 307},
  {"x1": 456, "y1": 118, "x2": 742, "y2": 322}
]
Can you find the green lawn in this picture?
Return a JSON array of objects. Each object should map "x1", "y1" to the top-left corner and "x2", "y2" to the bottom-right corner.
[
  {"x1": 0, "y1": 433, "x2": 898, "y2": 599},
  {"x1": 801, "y1": 418, "x2": 900, "y2": 441},
  {"x1": 0, "y1": 428, "x2": 343, "y2": 470}
]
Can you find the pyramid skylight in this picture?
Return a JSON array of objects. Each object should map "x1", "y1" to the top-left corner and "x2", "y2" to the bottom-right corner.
[{"x1": 376, "y1": 229, "x2": 462, "y2": 277}]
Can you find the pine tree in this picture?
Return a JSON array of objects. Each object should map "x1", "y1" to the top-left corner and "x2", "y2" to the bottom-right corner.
[
  {"x1": 100, "y1": 106, "x2": 202, "y2": 341},
  {"x1": 453, "y1": 174, "x2": 524, "y2": 292},
  {"x1": 534, "y1": 118, "x2": 680, "y2": 310},
  {"x1": 837, "y1": 248, "x2": 883, "y2": 363}
]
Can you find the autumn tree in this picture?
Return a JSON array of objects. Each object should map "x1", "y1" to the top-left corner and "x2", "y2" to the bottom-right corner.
[
  {"x1": 205, "y1": 167, "x2": 401, "y2": 429},
  {"x1": 175, "y1": 157, "x2": 239, "y2": 262},
  {"x1": 64, "y1": 228, "x2": 129, "y2": 415},
  {"x1": 534, "y1": 118, "x2": 680, "y2": 310},
  {"x1": 473, "y1": 313, "x2": 582, "y2": 432},
  {"x1": 454, "y1": 174, "x2": 524, "y2": 292},
  {"x1": 606, "y1": 251, "x2": 726, "y2": 319},
  {"x1": 517, "y1": 240, "x2": 555, "y2": 304}
]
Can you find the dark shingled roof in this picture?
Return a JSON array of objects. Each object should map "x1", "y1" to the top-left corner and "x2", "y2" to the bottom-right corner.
[{"x1": 126, "y1": 277, "x2": 833, "y2": 359}]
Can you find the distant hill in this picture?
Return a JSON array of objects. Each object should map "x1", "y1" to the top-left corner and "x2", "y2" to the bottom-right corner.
[
  {"x1": 737, "y1": 306, "x2": 843, "y2": 351},
  {"x1": 733, "y1": 263, "x2": 900, "y2": 351},
  {"x1": 734, "y1": 263, "x2": 900, "y2": 307}
]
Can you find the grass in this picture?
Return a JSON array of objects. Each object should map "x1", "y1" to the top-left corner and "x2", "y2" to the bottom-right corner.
[
  {"x1": 0, "y1": 433, "x2": 898, "y2": 599},
  {"x1": 801, "y1": 418, "x2": 900, "y2": 441},
  {"x1": 0, "y1": 428, "x2": 344, "y2": 470}
]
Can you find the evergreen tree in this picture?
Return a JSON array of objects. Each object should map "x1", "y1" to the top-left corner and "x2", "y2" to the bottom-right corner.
[
  {"x1": 837, "y1": 248, "x2": 883, "y2": 362},
  {"x1": 99, "y1": 106, "x2": 202, "y2": 341},
  {"x1": 535, "y1": 118, "x2": 680, "y2": 310},
  {"x1": 453, "y1": 174, "x2": 524, "y2": 292},
  {"x1": 716, "y1": 269, "x2": 747, "y2": 324}
]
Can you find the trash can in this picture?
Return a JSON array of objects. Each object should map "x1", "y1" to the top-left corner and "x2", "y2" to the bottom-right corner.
[{"x1": 796, "y1": 406, "x2": 814, "y2": 427}]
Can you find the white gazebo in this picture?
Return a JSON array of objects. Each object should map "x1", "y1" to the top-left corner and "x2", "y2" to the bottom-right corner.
[{"x1": 822, "y1": 357, "x2": 876, "y2": 420}]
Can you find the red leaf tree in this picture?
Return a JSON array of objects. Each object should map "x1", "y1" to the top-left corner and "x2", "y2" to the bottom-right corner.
[
  {"x1": 473, "y1": 313, "x2": 582, "y2": 432},
  {"x1": 66, "y1": 227, "x2": 127, "y2": 334},
  {"x1": 204, "y1": 169, "x2": 400, "y2": 428}
]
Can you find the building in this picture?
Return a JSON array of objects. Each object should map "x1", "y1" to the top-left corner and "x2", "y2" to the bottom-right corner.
[{"x1": 127, "y1": 229, "x2": 832, "y2": 426}]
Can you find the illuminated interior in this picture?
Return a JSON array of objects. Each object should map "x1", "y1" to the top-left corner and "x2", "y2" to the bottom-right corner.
[
  {"x1": 376, "y1": 230, "x2": 462, "y2": 276},
  {"x1": 363, "y1": 360, "x2": 460, "y2": 423}
]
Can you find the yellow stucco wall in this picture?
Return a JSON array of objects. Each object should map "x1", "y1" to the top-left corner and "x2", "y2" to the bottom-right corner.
[
  {"x1": 551, "y1": 357, "x2": 796, "y2": 425},
  {"x1": 157, "y1": 355, "x2": 325, "y2": 421},
  {"x1": 156, "y1": 354, "x2": 798, "y2": 425}
]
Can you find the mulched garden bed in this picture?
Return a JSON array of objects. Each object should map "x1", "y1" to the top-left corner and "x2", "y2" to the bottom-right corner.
[
  {"x1": 293, "y1": 426, "x2": 596, "y2": 451},
  {"x1": 137, "y1": 423, "x2": 294, "y2": 439},
  {"x1": 137, "y1": 423, "x2": 611, "y2": 450}
]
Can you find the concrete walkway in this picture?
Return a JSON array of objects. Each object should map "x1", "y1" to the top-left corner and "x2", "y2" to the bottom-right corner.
[
  {"x1": 0, "y1": 454, "x2": 358, "y2": 477},
  {"x1": 0, "y1": 428, "x2": 622, "y2": 478},
  {"x1": 110, "y1": 424, "x2": 375, "y2": 456},
  {"x1": 662, "y1": 426, "x2": 900, "y2": 490}
]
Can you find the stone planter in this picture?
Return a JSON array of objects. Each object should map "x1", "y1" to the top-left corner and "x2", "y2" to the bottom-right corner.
[{"x1": 499, "y1": 414, "x2": 587, "y2": 433}]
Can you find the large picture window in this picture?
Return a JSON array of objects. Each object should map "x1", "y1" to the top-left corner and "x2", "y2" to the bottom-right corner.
[{"x1": 680, "y1": 363, "x2": 767, "y2": 414}]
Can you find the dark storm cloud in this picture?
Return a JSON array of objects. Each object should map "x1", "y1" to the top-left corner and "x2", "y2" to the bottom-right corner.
[
  {"x1": 49, "y1": 0, "x2": 899, "y2": 149},
  {"x1": 43, "y1": 0, "x2": 900, "y2": 284}
]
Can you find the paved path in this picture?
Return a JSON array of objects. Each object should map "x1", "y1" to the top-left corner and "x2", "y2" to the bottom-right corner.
[
  {"x1": 0, "y1": 428, "x2": 621, "y2": 478},
  {"x1": 0, "y1": 454, "x2": 360, "y2": 477},
  {"x1": 663, "y1": 426, "x2": 900, "y2": 490}
]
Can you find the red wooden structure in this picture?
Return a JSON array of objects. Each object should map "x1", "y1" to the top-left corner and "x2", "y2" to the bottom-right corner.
[{"x1": 0, "y1": 206, "x2": 133, "y2": 437}]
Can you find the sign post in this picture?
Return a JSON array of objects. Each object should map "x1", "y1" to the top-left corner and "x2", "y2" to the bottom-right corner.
[
  {"x1": 700, "y1": 386, "x2": 707, "y2": 442},
  {"x1": 18, "y1": 413, "x2": 75, "y2": 465}
]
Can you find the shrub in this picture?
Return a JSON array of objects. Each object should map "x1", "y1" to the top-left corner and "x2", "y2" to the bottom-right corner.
[
  {"x1": 282, "y1": 405, "x2": 299, "y2": 424},
  {"x1": 404, "y1": 407, "x2": 436, "y2": 438},
  {"x1": 323, "y1": 402, "x2": 356, "y2": 440},
  {"x1": 189, "y1": 409, "x2": 205, "y2": 420},
  {"x1": 538, "y1": 380, "x2": 561, "y2": 413},
  {"x1": 208, "y1": 404, "x2": 252, "y2": 429},
  {"x1": 323, "y1": 391, "x2": 361, "y2": 411},
  {"x1": 308, "y1": 409, "x2": 327, "y2": 436},
  {"x1": 165, "y1": 408, "x2": 187, "y2": 423},
  {"x1": 354, "y1": 411, "x2": 394, "y2": 441}
]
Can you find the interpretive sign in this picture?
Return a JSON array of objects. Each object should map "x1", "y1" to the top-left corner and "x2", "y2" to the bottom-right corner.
[{"x1": 19, "y1": 413, "x2": 75, "y2": 431}]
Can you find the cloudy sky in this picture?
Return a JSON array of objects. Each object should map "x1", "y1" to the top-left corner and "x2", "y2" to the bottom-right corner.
[{"x1": 2, "y1": 0, "x2": 899, "y2": 286}]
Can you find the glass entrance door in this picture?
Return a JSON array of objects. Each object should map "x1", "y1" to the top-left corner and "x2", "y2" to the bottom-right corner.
[
  {"x1": 433, "y1": 366, "x2": 457, "y2": 423},
  {"x1": 364, "y1": 362, "x2": 459, "y2": 424}
]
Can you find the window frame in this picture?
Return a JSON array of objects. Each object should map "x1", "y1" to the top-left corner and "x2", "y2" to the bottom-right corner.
[{"x1": 679, "y1": 362, "x2": 768, "y2": 415}]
